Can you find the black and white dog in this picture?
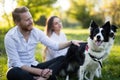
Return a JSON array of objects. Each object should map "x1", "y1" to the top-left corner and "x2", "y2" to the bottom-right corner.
[
  {"x1": 94, "y1": 24, "x2": 118, "y2": 78},
  {"x1": 53, "y1": 42, "x2": 86, "y2": 80},
  {"x1": 79, "y1": 20, "x2": 112, "y2": 80}
]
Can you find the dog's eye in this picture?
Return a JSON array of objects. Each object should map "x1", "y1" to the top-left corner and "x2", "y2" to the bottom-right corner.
[
  {"x1": 101, "y1": 30, "x2": 105, "y2": 35},
  {"x1": 94, "y1": 29, "x2": 99, "y2": 33}
]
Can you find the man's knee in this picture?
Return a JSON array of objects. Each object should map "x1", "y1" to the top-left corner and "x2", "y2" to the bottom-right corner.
[{"x1": 7, "y1": 67, "x2": 19, "y2": 80}]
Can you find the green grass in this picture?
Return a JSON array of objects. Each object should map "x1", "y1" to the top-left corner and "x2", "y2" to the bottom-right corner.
[
  {"x1": 0, "y1": 54, "x2": 7, "y2": 80},
  {"x1": 0, "y1": 27, "x2": 120, "y2": 80}
]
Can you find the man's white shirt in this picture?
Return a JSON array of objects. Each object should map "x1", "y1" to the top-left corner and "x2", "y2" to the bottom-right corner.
[{"x1": 4, "y1": 26, "x2": 59, "y2": 68}]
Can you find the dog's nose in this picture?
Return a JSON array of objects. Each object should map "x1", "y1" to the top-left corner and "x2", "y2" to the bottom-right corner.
[{"x1": 97, "y1": 35, "x2": 101, "y2": 40}]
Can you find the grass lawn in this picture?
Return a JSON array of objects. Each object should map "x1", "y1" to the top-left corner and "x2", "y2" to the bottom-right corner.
[{"x1": 0, "y1": 27, "x2": 120, "y2": 80}]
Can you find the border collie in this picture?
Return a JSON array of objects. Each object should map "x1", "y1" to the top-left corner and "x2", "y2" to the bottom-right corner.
[
  {"x1": 79, "y1": 20, "x2": 111, "y2": 80},
  {"x1": 94, "y1": 24, "x2": 118, "y2": 78}
]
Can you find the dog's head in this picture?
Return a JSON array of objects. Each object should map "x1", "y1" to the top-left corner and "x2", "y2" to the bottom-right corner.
[
  {"x1": 66, "y1": 43, "x2": 86, "y2": 65},
  {"x1": 89, "y1": 20, "x2": 110, "y2": 46},
  {"x1": 109, "y1": 25, "x2": 118, "y2": 39}
]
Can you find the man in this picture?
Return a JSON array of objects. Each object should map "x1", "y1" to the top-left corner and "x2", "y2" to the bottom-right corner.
[{"x1": 4, "y1": 6, "x2": 80, "y2": 80}]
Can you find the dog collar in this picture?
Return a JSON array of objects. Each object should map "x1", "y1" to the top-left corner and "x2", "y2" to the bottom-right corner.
[{"x1": 88, "y1": 53, "x2": 103, "y2": 68}]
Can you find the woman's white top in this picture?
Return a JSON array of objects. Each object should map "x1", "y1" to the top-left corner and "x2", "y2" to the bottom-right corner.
[{"x1": 45, "y1": 32, "x2": 68, "y2": 61}]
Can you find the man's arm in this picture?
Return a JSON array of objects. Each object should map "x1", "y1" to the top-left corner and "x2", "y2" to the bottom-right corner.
[
  {"x1": 21, "y1": 65, "x2": 52, "y2": 78},
  {"x1": 58, "y1": 40, "x2": 81, "y2": 50},
  {"x1": 21, "y1": 65, "x2": 42, "y2": 75},
  {"x1": 38, "y1": 29, "x2": 81, "y2": 51}
]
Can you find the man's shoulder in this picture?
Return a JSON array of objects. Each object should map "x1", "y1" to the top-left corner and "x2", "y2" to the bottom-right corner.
[
  {"x1": 32, "y1": 27, "x2": 44, "y2": 34},
  {"x1": 4, "y1": 26, "x2": 18, "y2": 41},
  {"x1": 5, "y1": 26, "x2": 17, "y2": 36}
]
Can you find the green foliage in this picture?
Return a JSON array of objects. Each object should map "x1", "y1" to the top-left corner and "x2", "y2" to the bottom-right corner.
[
  {"x1": 0, "y1": 0, "x2": 57, "y2": 29},
  {"x1": 0, "y1": 27, "x2": 10, "y2": 54},
  {"x1": 35, "y1": 15, "x2": 47, "y2": 26},
  {"x1": 99, "y1": 0, "x2": 120, "y2": 28},
  {"x1": 0, "y1": 54, "x2": 7, "y2": 80},
  {"x1": 17, "y1": 0, "x2": 57, "y2": 21},
  {"x1": 67, "y1": 0, "x2": 105, "y2": 28},
  {"x1": 17, "y1": 0, "x2": 56, "y2": 7}
]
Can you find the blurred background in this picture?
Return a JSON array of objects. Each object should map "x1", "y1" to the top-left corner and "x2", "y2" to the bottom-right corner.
[
  {"x1": 1, "y1": 0, "x2": 120, "y2": 28},
  {"x1": 0, "y1": 0, "x2": 120, "y2": 80},
  {"x1": 1, "y1": 0, "x2": 120, "y2": 55}
]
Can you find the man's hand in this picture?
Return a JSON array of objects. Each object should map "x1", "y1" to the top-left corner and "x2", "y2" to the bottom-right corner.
[
  {"x1": 71, "y1": 40, "x2": 83, "y2": 46},
  {"x1": 33, "y1": 68, "x2": 52, "y2": 80},
  {"x1": 40, "y1": 69, "x2": 52, "y2": 79},
  {"x1": 21, "y1": 65, "x2": 52, "y2": 79}
]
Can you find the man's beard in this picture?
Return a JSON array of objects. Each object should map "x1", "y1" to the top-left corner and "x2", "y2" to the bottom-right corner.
[{"x1": 20, "y1": 23, "x2": 33, "y2": 32}]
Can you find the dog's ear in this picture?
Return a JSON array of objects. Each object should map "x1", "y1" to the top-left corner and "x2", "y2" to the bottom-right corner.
[
  {"x1": 89, "y1": 20, "x2": 98, "y2": 39},
  {"x1": 111, "y1": 25, "x2": 118, "y2": 32},
  {"x1": 102, "y1": 21, "x2": 110, "y2": 31},
  {"x1": 102, "y1": 21, "x2": 111, "y2": 42},
  {"x1": 102, "y1": 21, "x2": 110, "y2": 27},
  {"x1": 90, "y1": 20, "x2": 98, "y2": 29}
]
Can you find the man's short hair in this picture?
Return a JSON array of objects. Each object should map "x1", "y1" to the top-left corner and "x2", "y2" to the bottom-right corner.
[{"x1": 12, "y1": 6, "x2": 29, "y2": 23}]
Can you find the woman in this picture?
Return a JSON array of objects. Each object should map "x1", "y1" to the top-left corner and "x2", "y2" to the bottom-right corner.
[{"x1": 44, "y1": 16, "x2": 68, "y2": 61}]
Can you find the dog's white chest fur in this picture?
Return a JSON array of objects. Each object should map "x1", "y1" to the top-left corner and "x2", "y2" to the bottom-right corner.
[{"x1": 87, "y1": 37, "x2": 109, "y2": 58}]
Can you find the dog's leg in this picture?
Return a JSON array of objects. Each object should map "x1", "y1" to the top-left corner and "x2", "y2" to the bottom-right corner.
[
  {"x1": 89, "y1": 71, "x2": 96, "y2": 80},
  {"x1": 95, "y1": 66, "x2": 102, "y2": 78},
  {"x1": 84, "y1": 71, "x2": 89, "y2": 80},
  {"x1": 95, "y1": 60, "x2": 102, "y2": 78},
  {"x1": 79, "y1": 66, "x2": 85, "y2": 80},
  {"x1": 66, "y1": 75, "x2": 69, "y2": 80}
]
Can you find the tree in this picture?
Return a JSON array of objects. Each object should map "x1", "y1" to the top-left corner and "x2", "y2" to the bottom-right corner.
[
  {"x1": 17, "y1": 0, "x2": 57, "y2": 25},
  {"x1": 35, "y1": 15, "x2": 47, "y2": 26},
  {"x1": 67, "y1": 0, "x2": 90, "y2": 28},
  {"x1": 0, "y1": 0, "x2": 57, "y2": 27},
  {"x1": 67, "y1": 0, "x2": 105, "y2": 28},
  {"x1": 99, "y1": 0, "x2": 120, "y2": 27},
  {"x1": 0, "y1": 0, "x2": 13, "y2": 27}
]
